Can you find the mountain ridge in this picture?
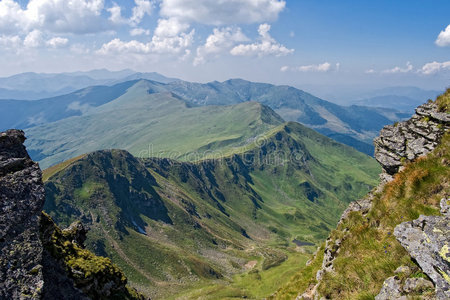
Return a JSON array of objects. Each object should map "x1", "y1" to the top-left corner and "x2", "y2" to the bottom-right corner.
[
  {"x1": 1, "y1": 77, "x2": 408, "y2": 155},
  {"x1": 42, "y1": 119, "x2": 379, "y2": 298}
]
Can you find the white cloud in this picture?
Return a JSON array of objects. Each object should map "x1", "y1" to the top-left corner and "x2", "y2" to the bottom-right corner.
[
  {"x1": 0, "y1": 0, "x2": 28, "y2": 34},
  {"x1": 194, "y1": 27, "x2": 248, "y2": 65},
  {"x1": 24, "y1": 29, "x2": 44, "y2": 48},
  {"x1": 418, "y1": 61, "x2": 450, "y2": 75},
  {"x1": 0, "y1": 0, "x2": 106, "y2": 35},
  {"x1": 160, "y1": 0, "x2": 286, "y2": 26},
  {"x1": 365, "y1": 69, "x2": 375, "y2": 74},
  {"x1": 436, "y1": 25, "x2": 450, "y2": 47},
  {"x1": 107, "y1": 2, "x2": 126, "y2": 24},
  {"x1": 46, "y1": 37, "x2": 68, "y2": 48},
  {"x1": 230, "y1": 23, "x2": 293, "y2": 57},
  {"x1": 130, "y1": 0, "x2": 154, "y2": 26},
  {"x1": 154, "y1": 18, "x2": 190, "y2": 37},
  {"x1": 97, "y1": 30, "x2": 195, "y2": 55},
  {"x1": 281, "y1": 62, "x2": 338, "y2": 72},
  {"x1": 108, "y1": 0, "x2": 153, "y2": 27},
  {"x1": 130, "y1": 28, "x2": 151, "y2": 36},
  {"x1": 382, "y1": 62, "x2": 413, "y2": 74}
]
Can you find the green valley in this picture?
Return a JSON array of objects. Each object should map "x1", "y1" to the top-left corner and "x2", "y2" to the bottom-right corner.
[{"x1": 42, "y1": 121, "x2": 379, "y2": 299}]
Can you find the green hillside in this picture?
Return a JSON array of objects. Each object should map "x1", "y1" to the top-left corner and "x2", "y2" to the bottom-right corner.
[
  {"x1": 272, "y1": 134, "x2": 449, "y2": 300},
  {"x1": 43, "y1": 121, "x2": 379, "y2": 299},
  {"x1": 25, "y1": 80, "x2": 283, "y2": 169},
  {"x1": 3, "y1": 79, "x2": 406, "y2": 158}
]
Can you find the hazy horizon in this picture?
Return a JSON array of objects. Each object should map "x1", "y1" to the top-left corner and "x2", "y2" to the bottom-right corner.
[{"x1": 0, "y1": 0, "x2": 449, "y2": 98}]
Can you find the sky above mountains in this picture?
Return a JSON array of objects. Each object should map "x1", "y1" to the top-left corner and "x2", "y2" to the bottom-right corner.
[{"x1": 0, "y1": 0, "x2": 449, "y2": 93}]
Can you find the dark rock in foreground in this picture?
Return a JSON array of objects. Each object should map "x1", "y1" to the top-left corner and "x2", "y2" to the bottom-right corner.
[
  {"x1": 0, "y1": 129, "x2": 45, "y2": 299},
  {"x1": 0, "y1": 129, "x2": 145, "y2": 300}
]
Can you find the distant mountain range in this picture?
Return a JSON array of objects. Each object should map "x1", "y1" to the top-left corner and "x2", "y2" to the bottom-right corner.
[
  {"x1": 0, "y1": 69, "x2": 178, "y2": 100},
  {"x1": 1, "y1": 76, "x2": 409, "y2": 158},
  {"x1": 350, "y1": 86, "x2": 442, "y2": 113}
]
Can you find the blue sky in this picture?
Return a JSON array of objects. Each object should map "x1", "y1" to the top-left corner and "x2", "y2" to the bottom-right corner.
[{"x1": 0, "y1": 0, "x2": 449, "y2": 99}]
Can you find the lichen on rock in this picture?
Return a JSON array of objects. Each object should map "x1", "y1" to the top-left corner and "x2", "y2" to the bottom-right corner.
[{"x1": 394, "y1": 198, "x2": 450, "y2": 299}]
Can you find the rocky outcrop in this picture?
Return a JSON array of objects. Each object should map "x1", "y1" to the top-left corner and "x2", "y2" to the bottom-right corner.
[
  {"x1": 299, "y1": 99, "x2": 449, "y2": 300},
  {"x1": 0, "y1": 129, "x2": 144, "y2": 300},
  {"x1": 0, "y1": 129, "x2": 45, "y2": 299},
  {"x1": 374, "y1": 101, "x2": 449, "y2": 177},
  {"x1": 375, "y1": 265, "x2": 436, "y2": 300},
  {"x1": 393, "y1": 198, "x2": 450, "y2": 299}
]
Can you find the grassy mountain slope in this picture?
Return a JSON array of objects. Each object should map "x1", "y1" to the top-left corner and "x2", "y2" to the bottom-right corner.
[
  {"x1": 272, "y1": 133, "x2": 449, "y2": 300},
  {"x1": 3, "y1": 77, "x2": 405, "y2": 156},
  {"x1": 164, "y1": 79, "x2": 407, "y2": 154},
  {"x1": 43, "y1": 121, "x2": 379, "y2": 299},
  {"x1": 25, "y1": 80, "x2": 284, "y2": 169},
  {"x1": 0, "y1": 80, "x2": 138, "y2": 130}
]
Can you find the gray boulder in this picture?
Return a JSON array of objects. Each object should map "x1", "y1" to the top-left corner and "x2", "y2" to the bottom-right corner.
[
  {"x1": 403, "y1": 278, "x2": 434, "y2": 294},
  {"x1": 375, "y1": 276, "x2": 402, "y2": 300},
  {"x1": 394, "y1": 198, "x2": 450, "y2": 299}
]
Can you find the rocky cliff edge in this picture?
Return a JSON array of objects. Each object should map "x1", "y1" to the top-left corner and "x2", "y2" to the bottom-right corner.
[{"x1": 0, "y1": 129, "x2": 145, "y2": 300}]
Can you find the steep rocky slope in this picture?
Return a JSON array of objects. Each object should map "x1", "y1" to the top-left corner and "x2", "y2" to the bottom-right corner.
[
  {"x1": 0, "y1": 129, "x2": 45, "y2": 298},
  {"x1": 272, "y1": 89, "x2": 449, "y2": 299},
  {"x1": 0, "y1": 130, "x2": 143, "y2": 299}
]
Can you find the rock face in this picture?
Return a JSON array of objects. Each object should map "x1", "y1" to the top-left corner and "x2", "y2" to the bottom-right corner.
[
  {"x1": 375, "y1": 276, "x2": 435, "y2": 300},
  {"x1": 0, "y1": 129, "x2": 45, "y2": 299},
  {"x1": 393, "y1": 198, "x2": 450, "y2": 299},
  {"x1": 0, "y1": 129, "x2": 144, "y2": 300},
  {"x1": 299, "y1": 99, "x2": 449, "y2": 300},
  {"x1": 374, "y1": 101, "x2": 449, "y2": 176}
]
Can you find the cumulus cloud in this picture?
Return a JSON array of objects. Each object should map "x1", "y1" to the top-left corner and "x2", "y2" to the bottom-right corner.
[
  {"x1": 46, "y1": 37, "x2": 68, "y2": 48},
  {"x1": 0, "y1": 0, "x2": 106, "y2": 34},
  {"x1": 160, "y1": 0, "x2": 286, "y2": 26},
  {"x1": 382, "y1": 62, "x2": 413, "y2": 74},
  {"x1": 194, "y1": 27, "x2": 248, "y2": 65},
  {"x1": 0, "y1": 30, "x2": 68, "y2": 50},
  {"x1": 130, "y1": 0, "x2": 154, "y2": 26},
  {"x1": 130, "y1": 28, "x2": 151, "y2": 36},
  {"x1": 107, "y1": 2, "x2": 127, "y2": 24},
  {"x1": 154, "y1": 18, "x2": 189, "y2": 37},
  {"x1": 418, "y1": 61, "x2": 450, "y2": 75},
  {"x1": 436, "y1": 25, "x2": 450, "y2": 47},
  {"x1": 108, "y1": 0, "x2": 153, "y2": 26},
  {"x1": 0, "y1": 0, "x2": 28, "y2": 34},
  {"x1": 281, "y1": 62, "x2": 339, "y2": 72},
  {"x1": 24, "y1": 29, "x2": 44, "y2": 48},
  {"x1": 97, "y1": 30, "x2": 195, "y2": 55},
  {"x1": 230, "y1": 23, "x2": 293, "y2": 57}
]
